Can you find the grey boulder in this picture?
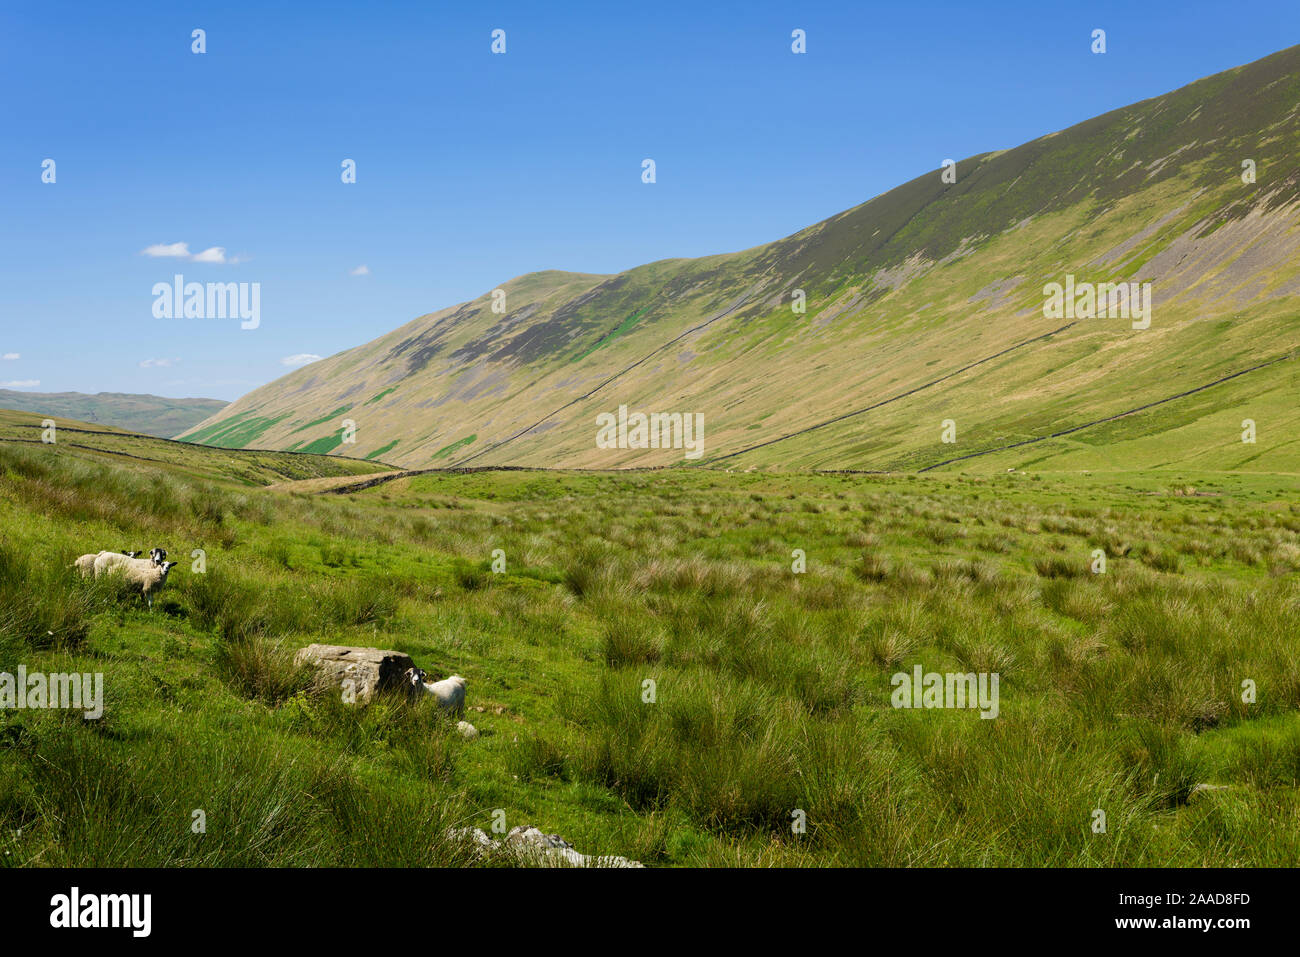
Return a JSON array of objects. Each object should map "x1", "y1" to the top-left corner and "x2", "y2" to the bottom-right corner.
[{"x1": 293, "y1": 644, "x2": 415, "y2": 703}]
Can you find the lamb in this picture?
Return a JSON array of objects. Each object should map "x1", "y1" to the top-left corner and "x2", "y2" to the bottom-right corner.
[
  {"x1": 403, "y1": 667, "x2": 467, "y2": 716},
  {"x1": 73, "y1": 549, "x2": 141, "y2": 577}
]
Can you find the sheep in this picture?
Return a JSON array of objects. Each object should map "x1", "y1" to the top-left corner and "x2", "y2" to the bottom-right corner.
[
  {"x1": 402, "y1": 667, "x2": 467, "y2": 716},
  {"x1": 93, "y1": 546, "x2": 166, "y2": 579},
  {"x1": 73, "y1": 549, "x2": 141, "y2": 577},
  {"x1": 93, "y1": 552, "x2": 135, "y2": 577},
  {"x1": 96, "y1": 556, "x2": 178, "y2": 609},
  {"x1": 403, "y1": 667, "x2": 426, "y2": 699},
  {"x1": 429, "y1": 676, "x2": 468, "y2": 716}
]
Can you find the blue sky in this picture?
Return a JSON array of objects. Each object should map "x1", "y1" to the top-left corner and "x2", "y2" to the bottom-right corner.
[{"x1": 1, "y1": 1, "x2": 1296, "y2": 401}]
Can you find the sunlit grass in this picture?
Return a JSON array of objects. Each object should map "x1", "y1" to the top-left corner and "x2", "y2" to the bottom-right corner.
[{"x1": 0, "y1": 440, "x2": 1297, "y2": 866}]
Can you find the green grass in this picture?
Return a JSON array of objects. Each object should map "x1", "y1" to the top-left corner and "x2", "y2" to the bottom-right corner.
[
  {"x1": 571, "y1": 307, "x2": 648, "y2": 362},
  {"x1": 364, "y1": 439, "x2": 400, "y2": 461},
  {"x1": 433, "y1": 435, "x2": 477, "y2": 460},
  {"x1": 1, "y1": 435, "x2": 1297, "y2": 867},
  {"x1": 298, "y1": 434, "x2": 345, "y2": 456},
  {"x1": 289, "y1": 405, "x2": 354, "y2": 436},
  {"x1": 194, "y1": 411, "x2": 294, "y2": 449}
]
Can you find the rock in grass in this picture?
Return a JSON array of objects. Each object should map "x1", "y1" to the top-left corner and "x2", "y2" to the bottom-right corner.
[
  {"x1": 293, "y1": 643, "x2": 415, "y2": 703},
  {"x1": 446, "y1": 825, "x2": 643, "y2": 868},
  {"x1": 456, "y1": 720, "x2": 479, "y2": 739}
]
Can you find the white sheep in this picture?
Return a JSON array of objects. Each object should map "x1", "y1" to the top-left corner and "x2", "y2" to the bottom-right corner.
[
  {"x1": 93, "y1": 552, "x2": 134, "y2": 577},
  {"x1": 96, "y1": 555, "x2": 178, "y2": 608},
  {"x1": 403, "y1": 667, "x2": 467, "y2": 716},
  {"x1": 73, "y1": 549, "x2": 140, "y2": 578},
  {"x1": 93, "y1": 546, "x2": 165, "y2": 579}
]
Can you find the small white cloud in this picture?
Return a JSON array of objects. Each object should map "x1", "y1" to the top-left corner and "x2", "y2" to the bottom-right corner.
[
  {"x1": 280, "y1": 353, "x2": 323, "y2": 368},
  {"x1": 139, "y1": 358, "x2": 180, "y2": 368},
  {"x1": 141, "y1": 242, "x2": 191, "y2": 258},
  {"x1": 191, "y1": 246, "x2": 227, "y2": 264},
  {"x1": 349, "y1": 264, "x2": 370, "y2": 276},
  {"x1": 1, "y1": 353, "x2": 18, "y2": 360},
  {"x1": 141, "y1": 242, "x2": 246, "y2": 264},
  {"x1": 0, "y1": 380, "x2": 39, "y2": 389}
]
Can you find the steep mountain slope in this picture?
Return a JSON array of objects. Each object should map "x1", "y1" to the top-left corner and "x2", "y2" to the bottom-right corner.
[
  {"x1": 0, "y1": 390, "x2": 227, "y2": 439},
  {"x1": 181, "y1": 45, "x2": 1300, "y2": 473}
]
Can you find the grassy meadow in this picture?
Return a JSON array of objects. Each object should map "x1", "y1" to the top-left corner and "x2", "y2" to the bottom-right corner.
[{"x1": 1, "y1": 433, "x2": 1298, "y2": 867}]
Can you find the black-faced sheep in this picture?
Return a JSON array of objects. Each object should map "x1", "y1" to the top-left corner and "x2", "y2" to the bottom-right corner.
[
  {"x1": 93, "y1": 546, "x2": 166, "y2": 578},
  {"x1": 403, "y1": 667, "x2": 467, "y2": 716},
  {"x1": 95, "y1": 555, "x2": 178, "y2": 608}
]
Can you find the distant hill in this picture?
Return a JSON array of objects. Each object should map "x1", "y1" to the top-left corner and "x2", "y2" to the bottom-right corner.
[
  {"x1": 183, "y1": 45, "x2": 1300, "y2": 473},
  {"x1": 0, "y1": 408, "x2": 394, "y2": 487},
  {"x1": 0, "y1": 390, "x2": 227, "y2": 439}
]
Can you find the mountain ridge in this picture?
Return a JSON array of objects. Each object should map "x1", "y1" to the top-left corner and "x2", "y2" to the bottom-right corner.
[{"x1": 180, "y1": 44, "x2": 1300, "y2": 473}]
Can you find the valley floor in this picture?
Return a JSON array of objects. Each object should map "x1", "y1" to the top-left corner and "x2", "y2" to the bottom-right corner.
[{"x1": 1, "y1": 440, "x2": 1298, "y2": 866}]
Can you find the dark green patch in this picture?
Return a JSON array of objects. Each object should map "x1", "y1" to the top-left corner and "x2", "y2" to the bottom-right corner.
[
  {"x1": 433, "y1": 435, "x2": 477, "y2": 460},
  {"x1": 298, "y1": 433, "x2": 346, "y2": 455},
  {"x1": 289, "y1": 406, "x2": 354, "y2": 436},
  {"x1": 365, "y1": 439, "x2": 400, "y2": 461}
]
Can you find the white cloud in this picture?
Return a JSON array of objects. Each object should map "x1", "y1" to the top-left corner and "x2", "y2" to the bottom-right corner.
[
  {"x1": 0, "y1": 380, "x2": 39, "y2": 389},
  {"x1": 280, "y1": 353, "x2": 322, "y2": 368},
  {"x1": 139, "y1": 358, "x2": 180, "y2": 368},
  {"x1": 141, "y1": 242, "x2": 192, "y2": 258},
  {"x1": 1, "y1": 353, "x2": 18, "y2": 360},
  {"x1": 349, "y1": 264, "x2": 370, "y2": 276},
  {"x1": 191, "y1": 246, "x2": 227, "y2": 264},
  {"x1": 140, "y1": 242, "x2": 247, "y2": 264}
]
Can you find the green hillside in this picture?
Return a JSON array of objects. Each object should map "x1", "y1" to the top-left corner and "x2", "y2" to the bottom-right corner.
[
  {"x1": 0, "y1": 390, "x2": 228, "y2": 439},
  {"x1": 0, "y1": 409, "x2": 395, "y2": 487},
  {"x1": 179, "y1": 45, "x2": 1300, "y2": 476}
]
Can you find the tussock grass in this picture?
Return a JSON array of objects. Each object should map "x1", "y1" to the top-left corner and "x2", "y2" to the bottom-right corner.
[{"x1": 1, "y1": 441, "x2": 1298, "y2": 866}]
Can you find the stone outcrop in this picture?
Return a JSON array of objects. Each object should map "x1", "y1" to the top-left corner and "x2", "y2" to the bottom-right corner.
[{"x1": 293, "y1": 644, "x2": 414, "y2": 702}]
